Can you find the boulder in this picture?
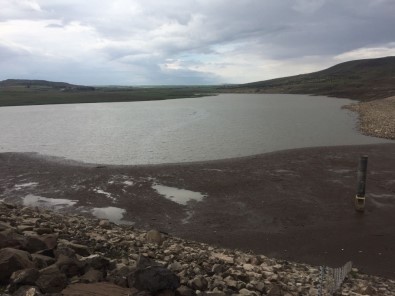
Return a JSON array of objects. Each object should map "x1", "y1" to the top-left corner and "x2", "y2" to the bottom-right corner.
[
  {"x1": 128, "y1": 255, "x2": 180, "y2": 293},
  {"x1": 107, "y1": 264, "x2": 133, "y2": 288},
  {"x1": 146, "y1": 229, "x2": 164, "y2": 245},
  {"x1": 16, "y1": 225, "x2": 34, "y2": 232},
  {"x1": 10, "y1": 268, "x2": 40, "y2": 285},
  {"x1": 0, "y1": 229, "x2": 25, "y2": 249},
  {"x1": 23, "y1": 235, "x2": 47, "y2": 253},
  {"x1": 32, "y1": 254, "x2": 56, "y2": 269},
  {"x1": 99, "y1": 219, "x2": 111, "y2": 229},
  {"x1": 176, "y1": 285, "x2": 196, "y2": 296},
  {"x1": 40, "y1": 234, "x2": 58, "y2": 249},
  {"x1": 80, "y1": 254, "x2": 110, "y2": 271},
  {"x1": 211, "y1": 264, "x2": 224, "y2": 274},
  {"x1": 133, "y1": 266, "x2": 180, "y2": 293},
  {"x1": 238, "y1": 288, "x2": 258, "y2": 295},
  {"x1": 190, "y1": 276, "x2": 208, "y2": 291},
  {"x1": 13, "y1": 286, "x2": 43, "y2": 296},
  {"x1": 35, "y1": 264, "x2": 68, "y2": 293},
  {"x1": 136, "y1": 255, "x2": 163, "y2": 270},
  {"x1": 56, "y1": 254, "x2": 85, "y2": 277},
  {"x1": 54, "y1": 246, "x2": 77, "y2": 259},
  {"x1": 0, "y1": 248, "x2": 34, "y2": 283},
  {"x1": 267, "y1": 284, "x2": 283, "y2": 296},
  {"x1": 34, "y1": 228, "x2": 52, "y2": 235},
  {"x1": 80, "y1": 268, "x2": 104, "y2": 283},
  {"x1": 60, "y1": 241, "x2": 90, "y2": 257},
  {"x1": 168, "y1": 261, "x2": 183, "y2": 272},
  {"x1": 0, "y1": 221, "x2": 14, "y2": 231}
]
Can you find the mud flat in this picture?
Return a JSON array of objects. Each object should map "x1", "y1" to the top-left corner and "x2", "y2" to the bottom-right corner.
[{"x1": 1, "y1": 143, "x2": 395, "y2": 280}]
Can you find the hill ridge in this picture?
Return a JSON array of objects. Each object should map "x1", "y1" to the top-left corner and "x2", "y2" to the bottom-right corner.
[{"x1": 224, "y1": 56, "x2": 395, "y2": 101}]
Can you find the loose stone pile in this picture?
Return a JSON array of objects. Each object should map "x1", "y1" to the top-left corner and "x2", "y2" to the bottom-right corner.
[
  {"x1": 0, "y1": 201, "x2": 394, "y2": 296},
  {"x1": 345, "y1": 96, "x2": 395, "y2": 140}
]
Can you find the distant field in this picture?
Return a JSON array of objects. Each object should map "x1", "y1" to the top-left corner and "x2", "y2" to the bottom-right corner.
[{"x1": 0, "y1": 85, "x2": 217, "y2": 107}]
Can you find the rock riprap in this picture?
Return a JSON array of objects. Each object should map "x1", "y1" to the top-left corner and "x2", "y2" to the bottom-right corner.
[
  {"x1": 345, "y1": 96, "x2": 395, "y2": 140},
  {"x1": 0, "y1": 201, "x2": 394, "y2": 295}
]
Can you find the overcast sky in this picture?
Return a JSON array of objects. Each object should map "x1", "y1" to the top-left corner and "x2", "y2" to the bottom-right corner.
[{"x1": 1, "y1": 0, "x2": 394, "y2": 85}]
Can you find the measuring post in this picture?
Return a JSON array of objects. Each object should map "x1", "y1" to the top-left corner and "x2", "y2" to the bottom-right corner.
[{"x1": 355, "y1": 155, "x2": 368, "y2": 212}]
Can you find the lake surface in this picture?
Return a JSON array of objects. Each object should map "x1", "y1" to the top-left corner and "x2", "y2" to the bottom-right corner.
[{"x1": 0, "y1": 94, "x2": 389, "y2": 165}]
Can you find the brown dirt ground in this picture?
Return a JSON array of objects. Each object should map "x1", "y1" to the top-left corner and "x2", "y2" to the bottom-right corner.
[{"x1": 0, "y1": 143, "x2": 394, "y2": 279}]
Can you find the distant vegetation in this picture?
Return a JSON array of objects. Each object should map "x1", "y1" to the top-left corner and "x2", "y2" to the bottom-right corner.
[
  {"x1": 0, "y1": 79, "x2": 217, "y2": 107},
  {"x1": 1, "y1": 56, "x2": 394, "y2": 107},
  {"x1": 221, "y1": 56, "x2": 395, "y2": 101}
]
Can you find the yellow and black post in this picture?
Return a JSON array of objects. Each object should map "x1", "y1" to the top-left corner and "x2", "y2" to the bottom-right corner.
[{"x1": 355, "y1": 155, "x2": 368, "y2": 212}]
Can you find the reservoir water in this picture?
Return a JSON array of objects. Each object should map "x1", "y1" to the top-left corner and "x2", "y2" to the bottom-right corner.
[{"x1": 0, "y1": 94, "x2": 389, "y2": 165}]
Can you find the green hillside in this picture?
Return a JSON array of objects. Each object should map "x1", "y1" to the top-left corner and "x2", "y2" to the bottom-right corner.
[{"x1": 223, "y1": 56, "x2": 395, "y2": 101}]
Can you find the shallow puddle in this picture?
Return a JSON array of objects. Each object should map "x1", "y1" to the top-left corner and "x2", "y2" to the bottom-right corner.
[
  {"x1": 22, "y1": 194, "x2": 77, "y2": 209},
  {"x1": 91, "y1": 206, "x2": 134, "y2": 225},
  {"x1": 152, "y1": 184, "x2": 205, "y2": 205}
]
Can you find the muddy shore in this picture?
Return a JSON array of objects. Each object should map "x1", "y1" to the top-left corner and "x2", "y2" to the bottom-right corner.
[{"x1": 1, "y1": 143, "x2": 394, "y2": 279}]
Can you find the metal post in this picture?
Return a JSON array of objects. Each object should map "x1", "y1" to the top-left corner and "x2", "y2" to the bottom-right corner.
[{"x1": 355, "y1": 155, "x2": 368, "y2": 211}]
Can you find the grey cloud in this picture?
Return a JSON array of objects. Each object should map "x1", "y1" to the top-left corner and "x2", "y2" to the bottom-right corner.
[
  {"x1": 46, "y1": 23, "x2": 65, "y2": 28},
  {"x1": 1, "y1": 0, "x2": 394, "y2": 84}
]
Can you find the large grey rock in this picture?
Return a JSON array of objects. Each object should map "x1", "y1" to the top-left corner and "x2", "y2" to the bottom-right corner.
[
  {"x1": 55, "y1": 254, "x2": 85, "y2": 277},
  {"x1": 133, "y1": 266, "x2": 180, "y2": 293},
  {"x1": 31, "y1": 254, "x2": 55, "y2": 269},
  {"x1": 190, "y1": 276, "x2": 208, "y2": 291},
  {"x1": 60, "y1": 241, "x2": 90, "y2": 257},
  {"x1": 146, "y1": 229, "x2": 164, "y2": 245},
  {"x1": 136, "y1": 255, "x2": 163, "y2": 270},
  {"x1": 8, "y1": 268, "x2": 40, "y2": 293},
  {"x1": 34, "y1": 228, "x2": 52, "y2": 235},
  {"x1": 13, "y1": 286, "x2": 43, "y2": 296},
  {"x1": 40, "y1": 234, "x2": 58, "y2": 249},
  {"x1": 0, "y1": 229, "x2": 25, "y2": 249},
  {"x1": 80, "y1": 254, "x2": 110, "y2": 271},
  {"x1": 176, "y1": 285, "x2": 196, "y2": 296},
  {"x1": 10, "y1": 268, "x2": 40, "y2": 285},
  {"x1": 108, "y1": 264, "x2": 133, "y2": 288},
  {"x1": 0, "y1": 248, "x2": 34, "y2": 283},
  {"x1": 130, "y1": 255, "x2": 179, "y2": 293},
  {"x1": 80, "y1": 268, "x2": 104, "y2": 283},
  {"x1": 23, "y1": 235, "x2": 47, "y2": 253},
  {"x1": 99, "y1": 219, "x2": 111, "y2": 229},
  {"x1": 0, "y1": 221, "x2": 14, "y2": 231},
  {"x1": 267, "y1": 284, "x2": 283, "y2": 296},
  {"x1": 54, "y1": 245, "x2": 77, "y2": 259},
  {"x1": 35, "y1": 265, "x2": 67, "y2": 293}
]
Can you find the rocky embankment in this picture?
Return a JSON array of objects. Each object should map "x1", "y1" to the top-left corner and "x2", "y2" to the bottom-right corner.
[
  {"x1": 0, "y1": 202, "x2": 394, "y2": 296},
  {"x1": 345, "y1": 96, "x2": 395, "y2": 140}
]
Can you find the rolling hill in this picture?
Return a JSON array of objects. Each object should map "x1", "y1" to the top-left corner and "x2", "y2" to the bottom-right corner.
[
  {"x1": 223, "y1": 56, "x2": 395, "y2": 101},
  {"x1": 0, "y1": 79, "x2": 95, "y2": 91}
]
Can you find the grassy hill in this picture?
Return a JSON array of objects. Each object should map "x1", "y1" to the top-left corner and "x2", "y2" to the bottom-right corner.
[
  {"x1": 0, "y1": 79, "x2": 95, "y2": 91},
  {"x1": 0, "y1": 79, "x2": 216, "y2": 107},
  {"x1": 222, "y1": 56, "x2": 395, "y2": 101}
]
